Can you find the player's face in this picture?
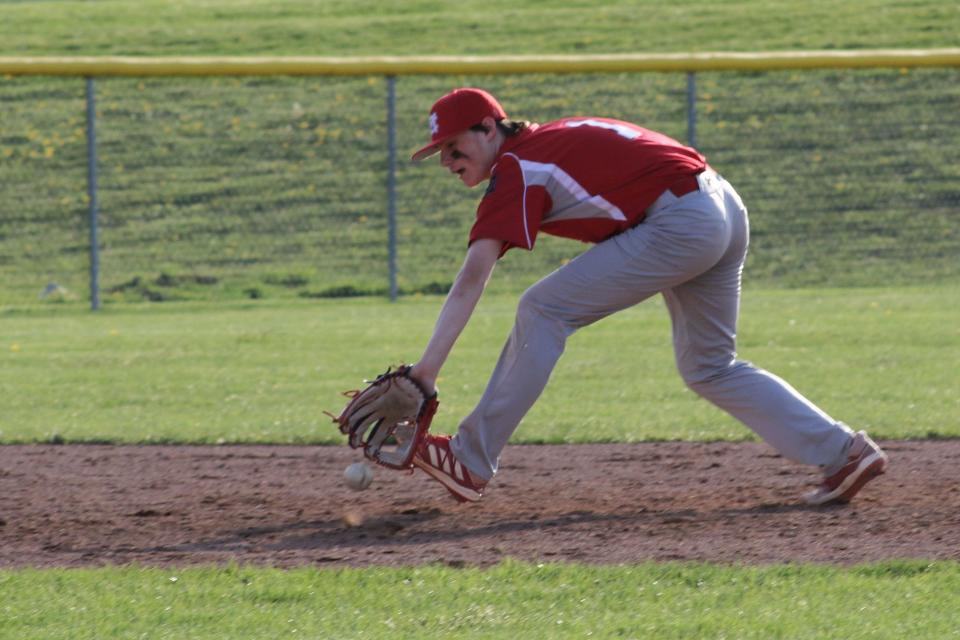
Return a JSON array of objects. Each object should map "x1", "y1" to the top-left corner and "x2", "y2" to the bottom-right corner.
[{"x1": 438, "y1": 128, "x2": 498, "y2": 188}]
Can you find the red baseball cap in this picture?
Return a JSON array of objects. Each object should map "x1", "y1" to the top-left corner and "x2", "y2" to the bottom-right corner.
[{"x1": 411, "y1": 88, "x2": 507, "y2": 162}]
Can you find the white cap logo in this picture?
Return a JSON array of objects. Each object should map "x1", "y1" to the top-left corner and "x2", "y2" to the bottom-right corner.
[{"x1": 429, "y1": 112, "x2": 440, "y2": 136}]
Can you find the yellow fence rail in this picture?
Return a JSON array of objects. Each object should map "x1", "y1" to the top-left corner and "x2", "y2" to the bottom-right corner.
[{"x1": 2, "y1": 49, "x2": 960, "y2": 77}]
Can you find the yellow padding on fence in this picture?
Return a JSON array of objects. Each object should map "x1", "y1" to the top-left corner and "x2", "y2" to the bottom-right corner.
[{"x1": 2, "y1": 49, "x2": 960, "y2": 77}]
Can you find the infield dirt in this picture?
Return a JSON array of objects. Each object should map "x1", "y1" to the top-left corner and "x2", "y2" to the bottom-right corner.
[{"x1": 2, "y1": 440, "x2": 958, "y2": 568}]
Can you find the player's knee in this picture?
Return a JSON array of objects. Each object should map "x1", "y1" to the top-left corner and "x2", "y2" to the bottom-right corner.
[
  {"x1": 677, "y1": 360, "x2": 737, "y2": 394},
  {"x1": 516, "y1": 287, "x2": 549, "y2": 321},
  {"x1": 516, "y1": 287, "x2": 573, "y2": 335},
  {"x1": 679, "y1": 368, "x2": 708, "y2": 393}
]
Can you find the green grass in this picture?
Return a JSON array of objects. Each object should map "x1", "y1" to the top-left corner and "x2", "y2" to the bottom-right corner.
[
  {"x1": 0, "y1": 68, "x2": 957, "y2": 302},
  {"x1": 1, "y1": 2, "x2": 958, "y2": 305},
  {"x1": 1, "y1": 286, "x2": 957, "y2": 445},
  {"x1": 2, "y1": 0, "x2": 958, "y2": 56},
  {"x1": 2, "y1": 2, "x2": 959, "y2": 635},
  {"x1": 2, "y1": 560, "x2": 959, "y2": 639}
]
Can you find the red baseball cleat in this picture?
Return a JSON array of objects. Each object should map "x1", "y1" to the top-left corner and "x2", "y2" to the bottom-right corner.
[
  {"x1": 804, "y1": 431, "x2": 888, "y2": 505},
  {"x1": 413, "y1": 434, "x2": 486, "y2": 503}
]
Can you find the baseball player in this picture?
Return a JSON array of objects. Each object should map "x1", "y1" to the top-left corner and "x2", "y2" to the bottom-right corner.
[{"x1": 401, "y1": 87, "x2": 888, "y2": 505}]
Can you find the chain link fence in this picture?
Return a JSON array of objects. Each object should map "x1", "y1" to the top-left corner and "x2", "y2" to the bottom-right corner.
[{"x1": 1, "y1": 66, "x2": 958, "y2": 307}]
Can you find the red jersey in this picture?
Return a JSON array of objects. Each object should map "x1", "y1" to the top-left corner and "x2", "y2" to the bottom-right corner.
[{"x1": 469, "y1": 118, "x2": 707, "y2": 255}]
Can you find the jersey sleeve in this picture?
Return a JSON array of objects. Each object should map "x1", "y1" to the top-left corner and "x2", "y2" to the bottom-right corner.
[{"x1": 469, "y1": 154, "x2": 550, "y2": 257}]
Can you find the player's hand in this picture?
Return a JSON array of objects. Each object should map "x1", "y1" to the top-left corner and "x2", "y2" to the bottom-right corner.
[{"x1": 329, "y1": 365, "x2": 438, "y2": 469}]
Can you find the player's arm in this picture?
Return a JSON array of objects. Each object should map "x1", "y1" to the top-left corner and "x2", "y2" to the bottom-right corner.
[{"x1": 409, "y1": 237, "x2": 502, "y2": 391}]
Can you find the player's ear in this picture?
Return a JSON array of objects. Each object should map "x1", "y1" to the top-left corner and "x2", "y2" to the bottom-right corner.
[{"x1": 479, "y1": 116, "x2": 499, "y2": 140}]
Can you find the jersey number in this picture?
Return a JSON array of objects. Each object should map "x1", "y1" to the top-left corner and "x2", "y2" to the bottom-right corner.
[{"x1": 564, "y1": 119, "x2": 642, "y2": 140}]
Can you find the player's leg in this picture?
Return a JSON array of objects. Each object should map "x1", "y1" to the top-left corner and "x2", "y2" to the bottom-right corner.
[
  {"x1": 449, "y1": 249, "x2": 664, "y2": 481},
  {"x1": 451, "y1": 180, "x2": 738, "y2": 480},
  {"x1": 662, "y1": 179, "x2": 886, "y2": 498}
]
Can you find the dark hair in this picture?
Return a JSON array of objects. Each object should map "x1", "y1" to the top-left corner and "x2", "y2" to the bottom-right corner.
[{"x1": 470, "y1": 119, "x2": 529, "y2": 138}]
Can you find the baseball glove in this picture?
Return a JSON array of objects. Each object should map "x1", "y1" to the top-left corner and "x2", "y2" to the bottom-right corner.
[{"x1": 330, "y1": 365, "x2": 437, "y2": 469}]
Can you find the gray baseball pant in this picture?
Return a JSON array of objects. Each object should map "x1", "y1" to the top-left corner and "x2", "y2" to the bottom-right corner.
[{"x1": 450, "y1": 172, "x2": 854, "y2": 481}]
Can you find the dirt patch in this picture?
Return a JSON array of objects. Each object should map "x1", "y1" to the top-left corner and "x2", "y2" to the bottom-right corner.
[{"x1": 1, "y1": 440, "x2": 958, "y2": 568}]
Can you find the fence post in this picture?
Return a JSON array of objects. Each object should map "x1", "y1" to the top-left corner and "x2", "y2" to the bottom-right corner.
[
  {"x1": 85, "y1": 77, "x2": 101, "y2": 311},
  {"x1": 686, "y1": 72, "x2": 697, "y2": 149},
  {"x1": 386, "y1": 75, "x2": 399, "y2": 302}
]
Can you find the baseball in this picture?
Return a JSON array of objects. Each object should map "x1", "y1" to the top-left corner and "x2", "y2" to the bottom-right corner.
[{"x1": 343, "y1": 462, "x2": 374, "y2": 491}]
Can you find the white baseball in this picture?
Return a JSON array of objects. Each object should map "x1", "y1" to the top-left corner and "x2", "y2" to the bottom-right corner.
[{"x1": 343, "y1": 462, "x2": 374, "y2": 491}]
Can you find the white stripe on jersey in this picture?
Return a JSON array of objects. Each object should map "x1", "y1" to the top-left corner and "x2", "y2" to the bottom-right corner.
[
  {"x1": 513, "y1": 157, "x2": 627, "y2": 223},
  {"x1": 502, "y1": 153, "x2": 533, "y2": 248}
]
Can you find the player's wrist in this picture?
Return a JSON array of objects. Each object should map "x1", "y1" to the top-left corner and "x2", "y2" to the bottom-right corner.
[{"x1": 408, "y1": 363, "x2": 438, "y2": 393}]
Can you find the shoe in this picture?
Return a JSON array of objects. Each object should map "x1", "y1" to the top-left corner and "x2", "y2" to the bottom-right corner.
[
  {"x1": 413, "y1": 434, "x2": 486, "y2": 503},
  {"x1": 803, "y1": 430, "x2": 888, "y2": 505}
]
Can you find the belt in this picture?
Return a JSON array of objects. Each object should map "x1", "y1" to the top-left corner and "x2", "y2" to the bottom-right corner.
[
  {"x1": 666, "y1": 173, "x2": 701, "y2": 198},
  {"x1": 643, "y1": 170, "x2": 718, "y2": 218}
]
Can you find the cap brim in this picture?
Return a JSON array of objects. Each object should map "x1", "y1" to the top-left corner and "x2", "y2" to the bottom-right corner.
[
  {"x1": 411, "y1": 128, "x2": 466, "y2": 163},
  {"x1": 410, "y1": 142, "x2": 441, "y2": 163}
]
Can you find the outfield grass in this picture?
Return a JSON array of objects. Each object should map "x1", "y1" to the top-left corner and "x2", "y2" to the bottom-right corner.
[
  {"x1": 1, "y1": 286, "x2": 957, "y2": 445},
  {"x1": 1, "y1": 69, "x2": 956, "y2": 305},
  {"x1": 2, "y1": 561, "x2": 959, "y2": 639},
  {"x1": 3, "y1": 0, "x2": 956, "y2": 56}
]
